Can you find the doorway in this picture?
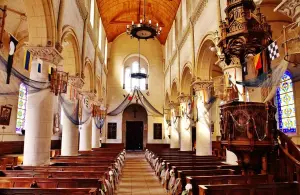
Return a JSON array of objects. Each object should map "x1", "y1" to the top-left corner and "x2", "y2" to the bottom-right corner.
[{"x1": 126, "y1": 121, "x2": 143, "y2": 150}]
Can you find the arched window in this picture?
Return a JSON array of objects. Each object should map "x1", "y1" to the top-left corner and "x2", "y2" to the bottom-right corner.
[
  {"x1": 16, "y1": 83, "x2": 27, "y2": 134},
  {"x1": 98, "y1": 18, "x2": 102, "y2": 49},
  {"x1": 90, "y1": 0, "x2": 95, "y2": 28},
  {"x1": 124, "y1": 61, "x2": 147, "y2": 92},
  {"x1": 276, "y1": 71, "x2": 297, "y2": 133}
]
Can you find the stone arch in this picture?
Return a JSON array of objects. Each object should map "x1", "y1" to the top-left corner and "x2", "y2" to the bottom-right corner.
[
  {"x1": 196, "y1": 32, "x2": 222, "y2": 80},
  {"x1": 170, "y1": 80, "x2": 179, "y2": 102},
  {"x1": 181, "y1": 65, "x2": 192, "y2": 95},
  {"x1": 61, "y1": 26, "x2": 81, "y2": 75},
  {"x1": 23, "y1": 0, "x2": 56, "y2": 46},
  {"x1": 83, "y1": 58, "x2": 94, "y2": 92}
]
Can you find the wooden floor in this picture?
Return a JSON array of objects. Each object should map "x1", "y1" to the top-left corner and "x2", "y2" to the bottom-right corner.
[{"x1": 116, "y1": 152, "x2": 167, "y2": 195}]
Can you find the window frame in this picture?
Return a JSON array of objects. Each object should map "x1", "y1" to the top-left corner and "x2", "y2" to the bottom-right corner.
[{"x1": 276, "y1": 71, "x2": 297, "y2": 134}]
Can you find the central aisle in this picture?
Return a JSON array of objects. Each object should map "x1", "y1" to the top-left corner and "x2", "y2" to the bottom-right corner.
[{"x1": 116, "y1": 152, "x2": 167, "y2": 195}]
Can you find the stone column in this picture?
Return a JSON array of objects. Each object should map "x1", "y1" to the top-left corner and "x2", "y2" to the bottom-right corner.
[
  {"x1": 78, "y1": 93, "x2": 95, "y2": 151},
  {"x1": 170, "y1": 102, "x2": 180, "y2": 149},
  {"x1": 61, "y1": 76, "x2": 84, "y2": 156},
  {"x1": 91, "y1": 117, "x2": 100, "y2": 148},
  {"x1": 61, "y1": 108, "x2": 79, "y2": 156},
  {"x1": 192, "y1": 80, "x2": 213, "y2": 156},
  {"x1": 79, "y1": 117, "x2": 92, "y2": 151},
  {"x1": 23, "y1": 47, "x2": 63, "y2": 166},
  {"x1": 178, "y1": 94, "x2": 192, "y2": 151}
]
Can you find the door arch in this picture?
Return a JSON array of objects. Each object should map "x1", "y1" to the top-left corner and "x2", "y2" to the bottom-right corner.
[{"x1": 122, "y1": 104, "x2": 148, "y2": 150}]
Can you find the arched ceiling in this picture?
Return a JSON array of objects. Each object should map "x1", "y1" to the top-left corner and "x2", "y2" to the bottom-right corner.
[{"x1": 96, "y1": 0, "x2": 181, "y2": 44}]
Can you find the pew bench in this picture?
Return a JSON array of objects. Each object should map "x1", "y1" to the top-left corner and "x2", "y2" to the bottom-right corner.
[
  {"x1": 186, "y1": 174, "x2": 274, "y2": 195},
  {"x1": 0, "y1": 187, "x2": 97, "y2": 195},
  {"x1": 0, "y1": 177, "x2": 102, "y2": 189},
  {"x1": 198, "y1": 182, "x2": 299, "y2": 195}
]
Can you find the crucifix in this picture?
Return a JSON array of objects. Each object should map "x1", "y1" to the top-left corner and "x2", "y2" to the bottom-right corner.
[{"x1": 133, "y1": 107, "x2": 137, "y2": 118}]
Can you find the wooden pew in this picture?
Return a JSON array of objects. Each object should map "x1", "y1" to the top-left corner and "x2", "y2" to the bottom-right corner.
[
  {"x1": 186, "y1": 175, "x2": 274, "y2": 195},
  {"x1": 198, "y1": 182, "x2": 298, "y2": 195},
  {"x1": 0, "y1": 177, "x2": 102, "y2": 189},
  {"x1": 14, "y1": 165, "x2": 110, "y2": 172},
  {"x1": 0, "y1": 188, "x2": 97, "y2": 195},
  {"x1": 177, "y1": 169, "x2": 235, "y2": 191},
  {"x1": 0, "y1": 170, "x2": 106, "y2": 178}
]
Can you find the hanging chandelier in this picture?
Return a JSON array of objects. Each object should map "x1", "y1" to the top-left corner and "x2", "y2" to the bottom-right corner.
[
  {"x1": 126, "y1": 0, "x2": 162, "y2": 40},
  {"x1": 131, "y1": 39, "x2": 148, "y2": 79}
]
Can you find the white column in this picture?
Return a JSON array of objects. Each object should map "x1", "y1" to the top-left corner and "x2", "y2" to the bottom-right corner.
[
  {"x1": 196, "y1": 90, "x2": 212, "y2": 155},
  {"x1": 92, "y1": 117, "x2": 100, "y2": 148},
  {"x1": 23, "y1": 89, "x2": 54, "y2": 165},
  {"x1": 179, "y1": 97, "x2": 192, "y2": 151},
  {"x1": 192, "y1": 80, "x2": 213, "y2": 156},
  {"x1": 170, "y1": 106, "x2": 180, "y2": 149},
  {"x1": 61, "y1": 108, "x2": 79, "y2": 156},
  {"x1": 79, "y1": 117, "x2": 92, "y2": 151}
]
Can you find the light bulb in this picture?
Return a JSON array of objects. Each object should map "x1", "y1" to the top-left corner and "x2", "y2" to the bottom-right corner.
[
  {"x1": 149, "y1": 20, "x2": 151, "y2": 24},
  {"x1": 140, "y1": 19, "x2": 142, "y2": 23}
]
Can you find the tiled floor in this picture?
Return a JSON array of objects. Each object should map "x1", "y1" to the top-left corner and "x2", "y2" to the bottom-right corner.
[{"x1": 115, "y1": 152, "x2": 167, "y2": 195}]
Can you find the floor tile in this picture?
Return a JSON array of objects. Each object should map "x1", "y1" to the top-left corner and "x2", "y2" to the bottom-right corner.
[{"x1": 115, "y1": 152, "x2": 167, "y2": 195}]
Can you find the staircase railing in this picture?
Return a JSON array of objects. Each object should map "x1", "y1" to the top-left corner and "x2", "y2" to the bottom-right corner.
[{"x1": 277, "y1": 130, "x2": 300, "y2": 184}]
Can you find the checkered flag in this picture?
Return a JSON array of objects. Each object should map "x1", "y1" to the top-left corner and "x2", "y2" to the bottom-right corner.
[{"x1": 267, "y1": 41, "x2": 280, "y2": 61}]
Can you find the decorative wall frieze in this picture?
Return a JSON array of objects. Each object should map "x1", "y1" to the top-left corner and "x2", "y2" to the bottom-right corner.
[
  {"x1": 178, "y1": 24, "x2": 191, "y2": 51},
  {"x1": 191, "y1": 0, "x2": 209, "y2": 26},
  {"x1": 26, "y1": 46, "x2": 63, "y2": 66},
  {"x1": 68, "y1": 75, "x2": 85, "y2": 89},
  {"x1": 274, "y1": 0, "x2": 300, "y2": 22},
  {"x1": 191, "y1": 79, "x2": 213, "y2": 91}
]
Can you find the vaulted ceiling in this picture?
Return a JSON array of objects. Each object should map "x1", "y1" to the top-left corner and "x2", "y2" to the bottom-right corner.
[{"x1": 96, "y1": 0, "x2": 181, "y2": 44}]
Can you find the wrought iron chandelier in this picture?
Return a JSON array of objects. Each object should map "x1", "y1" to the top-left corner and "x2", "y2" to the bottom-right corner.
[
  {"x1": 126, "y1": 0, "x2": 162, "y2": 40},
  {"x1": 131, "y1": 39, "x2": 148, "y2": 79}
]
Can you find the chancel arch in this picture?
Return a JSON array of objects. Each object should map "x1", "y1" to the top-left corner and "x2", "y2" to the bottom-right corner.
[
  {"x1": 61, "y1": 26, "x2": 81, "y2": 76},
  {"x1": 122, "y1": 104, "x2": 148, "y2": 150}
]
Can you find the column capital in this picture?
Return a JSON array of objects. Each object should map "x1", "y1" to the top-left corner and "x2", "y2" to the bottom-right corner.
[
  {"x1": 68, "y1": 75, "x2": 85, "y2": 89},
  {"x1": 80, "y1": 91, "x2": 97, "y2": 101},
  {"x1": 26, "y1": 46, "x2": 63, "y2": 66},
  {"x1": 169, "y1": 101, "x2": 180, "y2": 109},
  {"x1": 192, "y1": 79, "x2": 213, "y2": 92},
  {"x1": 177, "y1": 93, "x2": 191, "y2": 103},
  {"x1": 274, "y1": 0, "x2": 300, "y2": 21}
]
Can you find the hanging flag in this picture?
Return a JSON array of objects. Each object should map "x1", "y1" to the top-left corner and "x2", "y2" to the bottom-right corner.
[
  {"x1": 6, "y1": 35, "x2": 18, "y2": 84},
  {"x1": 267, "y1": 41, "x2": 280, "y2": 61},
  {"x1": 23, "y1": 50, "x2": 32, "y2": 71},
  {"x1": 128, "y1": 95, "x2": 133, "y2": 101},
  {"x1": 253, "y1": 53, "x2": 262, "y2": 70},
  {"x1": 37, "y1": 63, "x2": 42, "y2": 73}
]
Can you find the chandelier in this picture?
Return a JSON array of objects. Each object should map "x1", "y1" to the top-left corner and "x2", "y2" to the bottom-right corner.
[
  {"x1": 126, "y1": 0, "x2": 162, "y2": 40},
  {"x1": 131, "y1": 39, "x2": 148, "y2": 79}
]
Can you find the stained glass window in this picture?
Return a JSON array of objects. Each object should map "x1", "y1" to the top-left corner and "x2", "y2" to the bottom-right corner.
[
  {"x1": 16, "y1": 83, "x2": 27, "y2": 134},
  {"x1": 276, "y1": 71, "x2": 297, "y2": 133}
]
